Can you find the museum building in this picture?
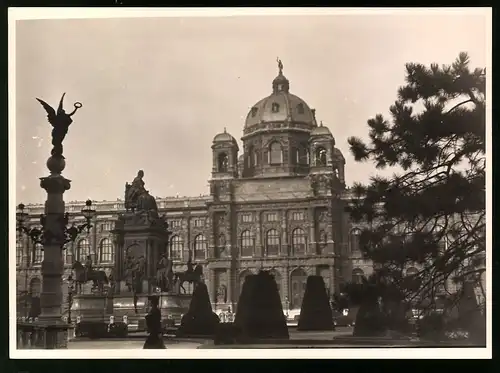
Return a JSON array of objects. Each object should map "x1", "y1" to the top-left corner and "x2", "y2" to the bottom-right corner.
[{"x1": 16, "y1": 64, "x2": 374, "y2": 313}]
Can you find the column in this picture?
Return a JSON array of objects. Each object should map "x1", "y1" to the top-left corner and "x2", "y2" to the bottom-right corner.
[
  {"x1": 280, "y1": 210, "x2": 288, "y2": 256},
  {"x1": 37, "y1": 155, "x2": 71, "y2": 348},
  {"x1": 208, "y1": 269, "x2": 216, "y2": 304},
  {"x1": 39, "y1": 170, "x2": 70, "y2": 322},
  {"x1": 254, "y1": 212, "x2": 262, "y2": 258},
  {"x1": 308, "y1": 207, "x2": 316, "y2": 254},
  {"x1": 91, "y1": 217, "x2": 98, "y2": 263}
]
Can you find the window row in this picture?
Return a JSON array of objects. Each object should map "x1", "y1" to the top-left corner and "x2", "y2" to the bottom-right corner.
[
  {"x1": 250, "y1": 103, "x2": 305, "y2": 118},
  {"x1": 15, "y1": 237, "x2": 115, "y2": 266},
  {"x1": 217, "y1": 144, "x2": 331, "y2": 172},
  {"x1": 168, "y1": 228, "x2": 319, "y2": 260}
]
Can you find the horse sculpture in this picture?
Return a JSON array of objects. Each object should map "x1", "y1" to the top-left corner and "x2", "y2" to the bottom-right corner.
[
  {"x1": 174, "y1": 264, "x2": 204, "y2": 294},
  {"x1": 72, "y1": 261, "x2": 109, "y2": 294}
]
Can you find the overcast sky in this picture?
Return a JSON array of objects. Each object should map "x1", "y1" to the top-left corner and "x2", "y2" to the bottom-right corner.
[{"x1": 14, "y1": 12, "x2": 488, "y2": 204}]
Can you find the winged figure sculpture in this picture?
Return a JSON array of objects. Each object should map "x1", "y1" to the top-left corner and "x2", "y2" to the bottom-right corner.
[{"x1": 36, "y1": 93, "x2": 82, "y2": 157}]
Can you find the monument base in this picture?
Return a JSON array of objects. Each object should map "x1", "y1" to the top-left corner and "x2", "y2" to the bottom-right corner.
[{"x1": 17, "y1": 321, "x2": 73, "y2": 349}]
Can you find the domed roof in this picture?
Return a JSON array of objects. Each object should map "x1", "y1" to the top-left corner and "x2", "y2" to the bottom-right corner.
[
  {"x1": 244, "y1": 61, "x2": 316, "y2": 129},
  {"x1": 213, "y1": 128, "x2": 237, "y2": 143},
  {"x1": 310, "y1": 122, "x2": 333, "y2": 137}
]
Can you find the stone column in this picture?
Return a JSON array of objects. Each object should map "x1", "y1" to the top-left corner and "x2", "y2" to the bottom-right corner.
[
  {"x1": 38, "y1": 155, "x2": 71, "y2": 348},
  {"x1": 208, "y1": 269, "x2": 216, "y2": 305},
  {"x1": 307, "y1": 207, "x2": 316, "y2": 254}
]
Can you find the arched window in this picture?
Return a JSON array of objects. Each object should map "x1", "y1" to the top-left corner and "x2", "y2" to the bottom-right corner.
[
  {"x1": 194, "y1": 234, "x2": 207, "y2": 260},
  {"x1": 251, "y1": 107, "x2": 258, "y2": 117},
  {"x1": 290, "y1": 268, "x2": 308, "y2": 308},
  {"x1": 77, "y1": 239, "x2": 90, "y2": 262},
  {"x1": 298, "y1": 144, "x2": 309, "y2": 165},
  {"x1": 269, "y1": 142, "x2": 282, "y2": 165},
  {"x1": 247, "y1": 146, "x2": 254, "y2": 168},
  {"x1": 99, "y1": 238, "x2": 114, "y2": 263},
  {"x1": 170, "y1": 235, "x2": 183, "y2": 261},
  {"x1": 253, "y1": 148, "x2": 260, "y2": 166},
  {"x1": 297, "y1": 103, "x2": 305, "y2": 114},
  {"x1": 218, "y1": 153, "x2": 229, "y2": 173},
  {"x1": 315, "y1": 147, "x2": 327, "y2": 166},
  {"x1": 33, "y1": 243, "x2": 43, "y2": 264},
  {"x1": 266, "y1": 229, "x2": 280, "y2": 256},
  {"x1": 291, "y1": 228, "x2": 307, "y2": 255},
  {"x1": 271, "y1": 102, "x2": 280, "y2": 113},
  {"x1": 317, "y1": 230, "x2": 328, "y2": 254},
  {"x1": 240, "y1": 230, "x2": 254, "y2": 257},
  {"x1": 352, "y1": 268, "x2": 365, "y2": 284},
  {"x1": 350, "y1": 228, "x2": 361, "y2": 253},
  {"x1": 16, "y1": 233, "x2": 23, "y2": 266}
]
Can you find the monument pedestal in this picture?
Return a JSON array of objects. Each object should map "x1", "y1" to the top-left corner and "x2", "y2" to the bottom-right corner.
[
  {"x1": 112, "y1": 210, "x2": 171, "y2": 294},
  {"x1": 17, "y1": 321, "x2": 74, "y2": 349}
]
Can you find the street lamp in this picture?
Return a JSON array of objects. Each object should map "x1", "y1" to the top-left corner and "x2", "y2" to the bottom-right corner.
[
  {"x1": 16, "y1": 199, "x2": 96, "y2": 249},
  {"x1": 67, "y1": 274, "x2": 74, "y2": 324}
]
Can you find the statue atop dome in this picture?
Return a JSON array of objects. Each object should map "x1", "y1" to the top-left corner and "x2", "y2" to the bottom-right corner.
[{"x1": 277, "y1": 57, "x2": 283, "y2": 75}]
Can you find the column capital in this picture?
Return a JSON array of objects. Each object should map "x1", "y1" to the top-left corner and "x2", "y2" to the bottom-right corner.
[{"x1": 40, "y1": 174, "x2": 71, "y2": 195}]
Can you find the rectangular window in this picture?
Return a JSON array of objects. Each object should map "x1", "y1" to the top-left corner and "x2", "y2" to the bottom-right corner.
[
  {"x1": 292, "y1": 211, "x2": 304, "y2": 221},
  {"x1": 266, "y1": 213, "x2": 278, "y2": 222},
  {"x1": 241, "y1": 214, "x2": 253, "y2": 223},
  {"x1": 171, "y1": 220, "x2": 181, "y2": 228},
  {"x1": 193, "y1": 218, "x2": 205, "y2": 227}
]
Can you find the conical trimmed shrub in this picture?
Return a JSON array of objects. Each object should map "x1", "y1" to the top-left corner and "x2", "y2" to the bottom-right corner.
[
  {"x1": 234, "y1": 270, "x2": 289, "y2": 339},
  {"x1": 177, "y1": 282, "x2": 220, "y2": 337},
  {"x1": 297, "y1": 276, "x2": 334, "y2": 331},
  {"x1": 234, "y1": 274, "x2": 256, "y2": 328}
]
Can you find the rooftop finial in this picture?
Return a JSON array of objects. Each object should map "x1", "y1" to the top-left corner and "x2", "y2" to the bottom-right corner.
[
  {"x1": 224, "y1": 127, "x2": 227, "y2": 133},
  {"x1": 277, "y1": 57, "x2": 283, "y2": 75},
  {"x1": 320, "y1": 120, "x2": 323, "y2": 127}
]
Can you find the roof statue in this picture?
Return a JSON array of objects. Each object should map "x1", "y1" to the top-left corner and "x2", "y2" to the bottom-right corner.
[
  {"x1": 36, "y1": 93, "x2": 82, "y2": 158},
  {"x1": 277, "y1": 57, "x2": 284, "y2": 75}
]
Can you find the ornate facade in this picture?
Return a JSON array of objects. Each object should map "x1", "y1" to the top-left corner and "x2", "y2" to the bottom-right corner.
[{"x1": 16, "y1": 63, "x2": 375, "y2": 313}]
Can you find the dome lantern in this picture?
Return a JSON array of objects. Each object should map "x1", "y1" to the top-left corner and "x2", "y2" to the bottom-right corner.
[{"x1": 272, "y1": 58, "x2": 290, "y2": 94}]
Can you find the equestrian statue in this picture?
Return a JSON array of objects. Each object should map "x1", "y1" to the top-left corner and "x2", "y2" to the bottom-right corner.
[
  {"x1": 173, "y1": 251, "x2": 204, "y2": 294},
  {"x1": 72, "y1": 256, "x2": 109, "y2": 294}
]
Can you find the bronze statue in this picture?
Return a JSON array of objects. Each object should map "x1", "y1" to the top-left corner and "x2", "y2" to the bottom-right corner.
[
  {"x1": 173, "y1": 252, "x2": 204, "y2": 294},
  {"x1": 125, "y1": 170, "x2": 146, "y2": 210},
  {"x1": 277, "y1": 57, "x2": 283, "y2": 74},
  {"x1": 72, "y1": 260, "x2": 108, "y2": 294},
  {"x1": 156, "y1": 254, "x2": 173, "y2": 292},
  {"x1": 36, "y1": 93, "x2": 82, "y2": 157}
]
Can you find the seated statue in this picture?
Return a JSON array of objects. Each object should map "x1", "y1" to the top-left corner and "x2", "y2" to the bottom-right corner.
[{"x1": 125, "y1": 170, "x2": 146, "y2": 210}]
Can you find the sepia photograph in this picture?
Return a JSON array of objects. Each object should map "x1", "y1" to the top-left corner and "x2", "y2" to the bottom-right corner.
[{"x1": 9, "y1": 8, "x2": 491, "y2": 358}]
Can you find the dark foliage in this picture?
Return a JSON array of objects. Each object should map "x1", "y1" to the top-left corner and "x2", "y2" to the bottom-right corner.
[
  {"x1": 177, "y1": 283, "x2": 220, "y2": 337},
  {"x1": 297, "y1": 276, "x2": 334, "y2": 331},
  {"x1": 346, "y1": 53, "x2": 486, "y2": 314},
  {"x1": 213, "y1": 323, "x2": 241, "y2": 345},
  {"x1": 234, "y1": 270, "x2": 289, "y2": 339}
]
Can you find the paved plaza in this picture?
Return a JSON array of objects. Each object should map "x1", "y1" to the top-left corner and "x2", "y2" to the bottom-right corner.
[{"x1": 67, "y1": 327, "x2": 353, "y2": 349}]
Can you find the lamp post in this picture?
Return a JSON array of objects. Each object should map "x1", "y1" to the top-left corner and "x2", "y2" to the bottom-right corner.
[
  {"x1": 16, "y1": 200, "x2": 96, "y2": 249},
  {"x1": 16, "y1": 199, "x2": 95, "y2": 348},
  {"x1": 285, "y1": 296, "x2": 290, "y2": 318},
  {"x1": 67, "y1": 274, "x2": 74, "y2": 324}
]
